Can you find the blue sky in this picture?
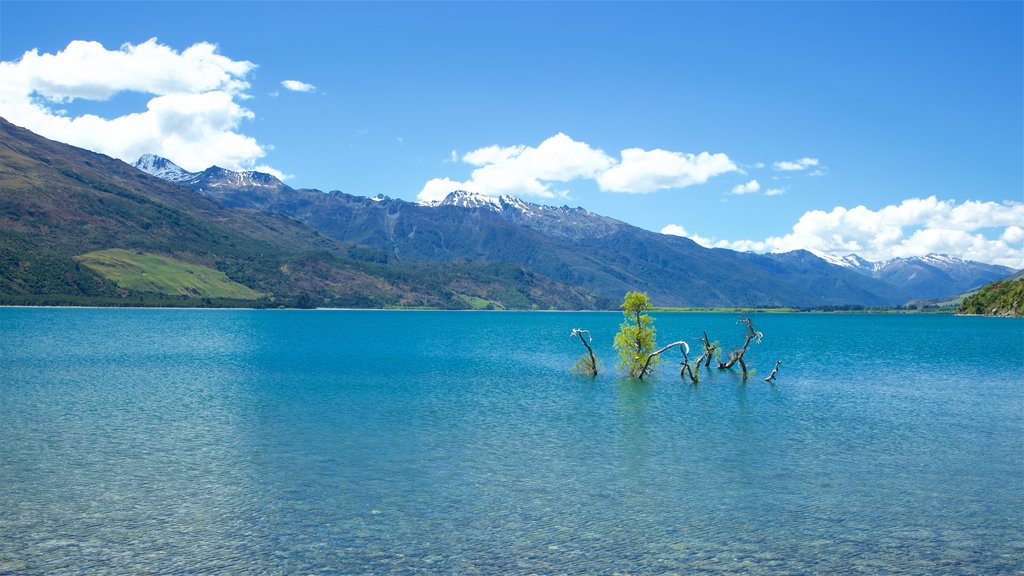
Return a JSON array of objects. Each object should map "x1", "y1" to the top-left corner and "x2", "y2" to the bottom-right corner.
[{"x1": 1, "y1": 1, "x2": 1022, "y2": 266}]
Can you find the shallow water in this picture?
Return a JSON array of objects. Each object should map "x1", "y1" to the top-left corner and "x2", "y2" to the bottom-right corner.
[{"x1": 1, "y1": 309, "x2": 1022, "y2": 574}]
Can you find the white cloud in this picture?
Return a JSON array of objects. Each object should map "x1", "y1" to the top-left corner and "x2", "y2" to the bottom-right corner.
[
  {"x1": 660, "y1": 224, "x2": 715, "y2": 248},
  {"x1": 731, "y1": 179, "x2": 761, "y2": 195},
  {"x1": 1003, "y1": 226, "x2": 1024, "y2": 244},
  {"x1": 0, "y1": 38, "x2": 279, "y2": 174},
  {"x1": 280, "y1": 79, "x2": 315, "y2": 92},
  {"x1": 419, "y1": 177, "x2": 471, "y2": 202},
  {"x1": 463, "y1": 144, "x2": 527, "y2": 166},
  {"x1": 421, "y1": 133, "x2": 615, "y2": 200},
  {"x1": 420, "y1": 133, "x2": 736, "y2": 201},
  {"x1": 765, "y1": 188, "x2": 784, "y2": 196},
  {"x1": 252, "y1": 164, "x2": 292, "y2": 181},
  {"x1": 690, "y1": 196, "x2": 1024, "y2": 268},
  {"x1": 597, "y1": 149, "x2": 737, "y2": 194},
  {"x1": 773, "y1": 157, "x2": 819, "y2": 171}
]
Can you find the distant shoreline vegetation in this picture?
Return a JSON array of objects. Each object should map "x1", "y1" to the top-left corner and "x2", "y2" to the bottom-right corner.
[{"x1": 0, "y1": 295, "x2": 971, "y2": 314}]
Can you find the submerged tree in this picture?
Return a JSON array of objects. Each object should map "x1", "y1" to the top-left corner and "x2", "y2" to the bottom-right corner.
[
  {"x1": 717, "y1": 317, "x2": 763, "y2": 379},
  {"x1": 692, "y1": 331, "x2": 720, "y2": 383},
  {"x1": 638, "y1": 339, "x2": 694, "y2": 381},
  {"x1": 763, "y1": 360, "x2": 782, "y2": 383},
  {"x1": 614, "y1": 291, "x2": 657, "y2": 378},
  {"x1": 570, "y1": 328, "x2": 598, "y2": 376}
]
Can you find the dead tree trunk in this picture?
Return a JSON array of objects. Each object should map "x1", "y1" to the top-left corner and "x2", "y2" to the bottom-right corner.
[
  {"x1": 700, "y1": 331, "x2": 717, "y2": 368},
  {"x1": 693, "y1": 331, "x2": 718, "y2": 382},
  {"x1": 571, "y1": 328, "x2": 598, "y2": 376},
  {"x1": 764, "y1": 360, "x2": 782, "y2": 382},
  {"x1": 678, "y1": 341, "x2": 697, "y2": 383},
  {"x1": 639, "y1": 340, "x2": 689, "y2": 380},
  {"x1": 717, "y1": 318, "x2": 762, "y2": 380}
]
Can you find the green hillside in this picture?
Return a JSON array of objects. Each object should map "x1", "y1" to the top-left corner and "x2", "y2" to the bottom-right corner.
[
  {"x1": 0, "y1": 118, "x2": 598, "y2": 309},
  {"x1": 957, "y1": 273, "x2": 1024, "y2": 317},
  {"x1": 76, "y1": 249, "x2": 264, "y2": 299}
]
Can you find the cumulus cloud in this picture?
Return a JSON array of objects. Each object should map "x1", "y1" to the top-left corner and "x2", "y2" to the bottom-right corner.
[
  {"x1": 773, "y1": 157, "x2": 819, "y2": 171},
  {"x1": 280, "y1": 79, "x2": 316, "y2": 92},
  {"x1": 731, "y1": 179, "x2": 761, "y2": 195},
  {"x1": 765, "y1": 188, "x2": 784, "y2": 196},
  {"x1": 420, "y1": 133, "x2": 616, "y2": 201},
  {"x1": 0, "y1": 38, "x2": 280, "y2": 174},
  {"x1": 666, "y1": 196, "x2": 1024, "y2": 268},
  {"x1": 419, "y1": 133, "x2": 736, "y2": 201},
  {"x1": 598, "y1": 149, "x2": 736, "y2": 194}
]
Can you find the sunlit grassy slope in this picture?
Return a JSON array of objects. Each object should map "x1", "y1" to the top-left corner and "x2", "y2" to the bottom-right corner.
[{"x1": 76, "y1": 249, "x2": 264, "y2": 299}]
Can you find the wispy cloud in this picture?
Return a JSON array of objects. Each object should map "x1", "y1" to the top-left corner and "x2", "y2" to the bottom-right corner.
[
  {"x1": 281, "y1": 79, "x2": 316, "y2": 93},
  {"x1": 773, "y1": 157, "x2": 819, "y2": 171}
]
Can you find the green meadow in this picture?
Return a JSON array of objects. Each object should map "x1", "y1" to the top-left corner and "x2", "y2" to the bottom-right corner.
[{"x1": 76, "y1": 249, "x2": 264, "y2": 300}]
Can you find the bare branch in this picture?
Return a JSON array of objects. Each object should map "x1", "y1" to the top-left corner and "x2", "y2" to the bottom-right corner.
[
  {"x1": 764, "y1": 360, "x2": 782, "y2": 383},
  {"x1": 571, "y1": 328, "x2": 598, "y2": 376},
  {"x1": 639, "y1": 340, "x2": 688, "y2": 380},
  {"x1": 717, "y1": 317, "x2": 762, "y2": 379}
]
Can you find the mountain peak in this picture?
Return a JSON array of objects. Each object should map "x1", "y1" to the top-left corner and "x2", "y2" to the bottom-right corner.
[
  {"x1": 437, "y1": 190, "x2": 505, "y2": 210},
  {"x1": 135, "y1": 158, "x2": 285, "y2": 192},
  {"x1": 132, "y1": 154, "x2": 195, "y2": 182}
]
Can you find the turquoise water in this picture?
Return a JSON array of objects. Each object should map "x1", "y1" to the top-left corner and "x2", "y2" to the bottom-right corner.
[{"x1": 1, "y1": 309, "x2": 1021, "y2": 574}]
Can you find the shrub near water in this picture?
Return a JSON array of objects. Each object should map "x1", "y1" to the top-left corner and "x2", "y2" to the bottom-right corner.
[
  {"x1": 614, "y1": 291, "x2": 657, "y2": 378},
  {"x1": 958, "y1": 277, "x2": 1024, "y2": 317}
]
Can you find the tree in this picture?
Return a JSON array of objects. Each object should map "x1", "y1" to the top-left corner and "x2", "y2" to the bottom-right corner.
[
  {"x1": 691, "y1": 331, "x2": 719, "y2": 383},
  {"x1": 717, "y1": 317, "x2": 762, "y2": 379},
  {"x1": 570, "y1": 328, "x2": 598, "y2": 376},
  {"x1": 614, "y1": 291, "x2": 657, "y2": 378}
]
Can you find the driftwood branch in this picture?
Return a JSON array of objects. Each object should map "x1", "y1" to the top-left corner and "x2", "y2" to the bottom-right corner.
[
  {"x1": 717, "y1": 318, "x2": 763, "y2": 379},
  {"x1": 764, "y1": 360, "x2": 782, "y2": 382},
  {"x1": 571, "y1": 328, "x2": 598, "y2": 376},
  {"x1": 639, "y1": 340, "x2": 689, "y2": 380}
]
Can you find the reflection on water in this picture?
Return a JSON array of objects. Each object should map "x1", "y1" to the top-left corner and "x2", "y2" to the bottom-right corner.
[{"x1": 1, "y1": 309, "x2": 1022, "y2": 574}]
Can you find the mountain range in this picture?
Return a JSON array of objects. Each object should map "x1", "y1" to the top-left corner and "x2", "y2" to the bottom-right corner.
[
  {"x1": 0, "y1": 117, "x2": 1014, "y2": 309},
  {"x1": 129, "y1": 153, "x2": 1014, "y2": 307},
  {"x1": 0, "y1": 118, "x2": 596, "y2": 309}
]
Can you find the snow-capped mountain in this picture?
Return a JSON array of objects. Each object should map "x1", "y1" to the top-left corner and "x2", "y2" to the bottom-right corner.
[
  {"x1": 187, "y1": 166, "x2": 283, "y2": 191},
  {"x1": 430, "y1": 190, "x2": 623, "y2": 241},
  {"x1": 132, "y1": 154, "x2": 195, "y2": 182},
  {"x1": 816, "y1": 251, "x2": 1015, "y2": 299},
  {"x1": 133, "y1": 155, "x2": 283, "y2": 191},
  {"x1": 813, "y1": 251, "x2": 878, "y2": 273},
  {"x1": 130, "y1": 157, "x2": 1009, "y2": 306},
  {"x1": 132, "y1": 155, "x2": 288, "y2": 209}
]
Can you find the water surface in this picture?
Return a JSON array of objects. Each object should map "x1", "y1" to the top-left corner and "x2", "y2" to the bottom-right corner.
[{"x1": 1, "y1": 309, "x2": 1021, "y2": 574}]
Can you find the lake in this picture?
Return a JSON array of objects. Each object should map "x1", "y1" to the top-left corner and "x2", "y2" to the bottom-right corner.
[{"x1": 1, "y1": 308, "x2": 1021, "y2": 574}]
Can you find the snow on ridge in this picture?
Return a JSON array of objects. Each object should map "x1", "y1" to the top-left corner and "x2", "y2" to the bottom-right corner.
[
  {"x1": 811, "y1": 250, "x2": 876, "y2": 271},
  {"x1": 132, "y1": 154, "x2": 195, "y2": 182},
  {"x1": 814, "y1": 251, "x2": 988, "y2": 275},
  {"x1": 437, "y1": 190, "x2": 503, "y2": 210}
]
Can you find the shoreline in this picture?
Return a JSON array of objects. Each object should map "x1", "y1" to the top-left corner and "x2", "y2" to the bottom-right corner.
[{"x1": 0, "y1": 304, "x2": 992, "y2": 316}]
